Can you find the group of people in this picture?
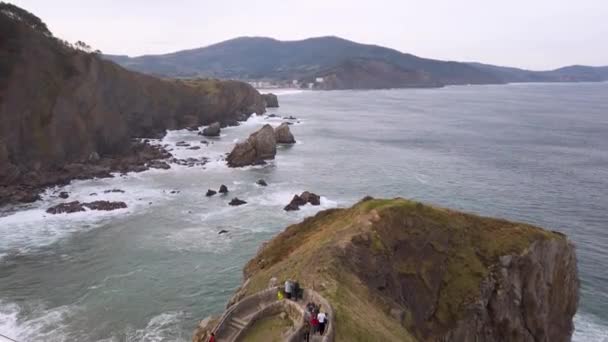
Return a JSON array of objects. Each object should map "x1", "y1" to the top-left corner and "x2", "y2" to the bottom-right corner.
[
  {"x1": 278, "y1": 279, "x2": 329, "y2": 341},
  {"x1": 303, "y1": 301, "x2": 329, "y2": 341}
]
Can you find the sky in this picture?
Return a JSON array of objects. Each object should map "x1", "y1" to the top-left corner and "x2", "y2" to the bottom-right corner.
[{"x1": 8, "y1": 0, "x2": 608, "y2": 70}]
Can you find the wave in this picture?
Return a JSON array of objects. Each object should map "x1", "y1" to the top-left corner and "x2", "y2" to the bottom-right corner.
[
  {"x1": 573, "y1": 313, "x2": 608, "y2": 342},
  {"x1": 0, "y1": 300, "x2": 80, "y2": 342}
]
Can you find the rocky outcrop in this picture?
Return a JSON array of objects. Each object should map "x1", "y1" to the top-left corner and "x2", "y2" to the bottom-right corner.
[
  {"x1": 274, "y1": 123, "x2": 295, "y2": 144},
  {"x1": 46, "y1": 200, "x2": 127, "y2": 214},
  {"x1": 202, "y1": 122, "x2": 221, "y2": 136},
  {"x1": 229, "y1": 198, "x2": 247, "y2": 206},
  {"x1": 226, "y1": 125, "x2": 276, "y2": 167},
  {"x1": 262, "y1": 93, "x2": 279, "y2": 107},
  {"x1": 236, "y1": 197, "x2": 579, "y2": 341},
  {"x1": 0, "y1": 5, "x2": 267, "y2": 206},
  {"x1": 284, "y1": 191, "x2": 320, "y2": 211}
]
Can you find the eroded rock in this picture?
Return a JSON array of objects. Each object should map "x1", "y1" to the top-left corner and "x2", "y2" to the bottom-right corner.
[
  {"x1": 262, "y1": 93, "x2": 279, "y2": 108},
  {"x1": 226, "y1": 125, "x2": 277, "y2": 167},
  {"x1": 274, "y1": 123, "x2": 296, "y2": 144},
  {"x1": 202, "y1": 122, "x2": 221, "y2": 137}
]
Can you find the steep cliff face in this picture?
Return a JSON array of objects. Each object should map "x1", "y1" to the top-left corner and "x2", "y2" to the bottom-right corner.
[
  {"x1": 0, "y1": 5, "x2": 265, "y2": 204},
  {"x1": 222, "y1": 198, "x2": 578, "y2": 341}
]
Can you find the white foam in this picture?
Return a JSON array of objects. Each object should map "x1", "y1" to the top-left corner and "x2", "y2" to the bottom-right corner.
[
  {"x1": 0, "y1": 300, "x2": 79, "y2": 342},
  {"x1": 271, "y1": 89, "x2": 306, "y2": 96},
  {"x1": 124, "y1": 311, "x2": 188, "y2": 342},
  {"x1": 573, "y1": 313, "x2": 608, "y2": 342}
]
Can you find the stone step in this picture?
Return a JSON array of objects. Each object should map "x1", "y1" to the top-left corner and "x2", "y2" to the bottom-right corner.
[{"x1": 228, "y1": 318, "x2": 246, "y2": 330}]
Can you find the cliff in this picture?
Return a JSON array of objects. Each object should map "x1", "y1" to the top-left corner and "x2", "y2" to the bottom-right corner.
[
  {"x1": 200, "y1": 197, "x2": 579, "y2": 341},
  {"x1": 0, "y1": 4, "x2": 265, "y2": 205}
]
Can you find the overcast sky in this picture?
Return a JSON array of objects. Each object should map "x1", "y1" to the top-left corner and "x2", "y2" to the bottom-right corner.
[{"x1": 9, "y1": 0, "x2": 608, "y2": 70}]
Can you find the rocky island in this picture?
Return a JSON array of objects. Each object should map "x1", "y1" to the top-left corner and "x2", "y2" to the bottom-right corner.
[{"x1": 193, "y1": 197, "x2": 579, "y2": 342}]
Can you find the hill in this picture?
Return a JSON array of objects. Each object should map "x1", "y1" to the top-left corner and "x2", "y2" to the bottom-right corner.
[
  {"x1": 194, "y1": 197, "x2": 579, "y2": 341},
  {"x1": 105, "y1": 36, "x2": 502, "y2": 87},
  {"x1": 0, "y1": 3, "x2": 265, "y2": 205},
  {"x1": 105, "y1": 36, "x2": 608, "y2": 89}
]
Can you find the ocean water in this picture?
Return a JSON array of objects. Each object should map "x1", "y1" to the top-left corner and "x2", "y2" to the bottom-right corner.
[{"x1": 1, "y1": 84, "x2": 607, "y2": 341}]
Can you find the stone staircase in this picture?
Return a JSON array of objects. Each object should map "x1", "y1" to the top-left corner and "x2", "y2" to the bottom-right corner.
[{"x1": 211, "y1": 286, "x2": 334, "y2": 342}]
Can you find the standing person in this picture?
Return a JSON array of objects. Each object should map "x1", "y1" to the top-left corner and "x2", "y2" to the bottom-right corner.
[
  {"x1": 208, "y1": 332, "x2": 215, "y2": 342},
  {"x1": 302, "y1": 319, "x2": 311, "y2": 342},
  {"x1": 317, "y1": 311, "x2": 328, "y2": 336},
  {"x1": 311, "y1": 313, "x2": 320, "y2": 335},
  {"x1": 284, "y1": 280, "x2": 293, "y2": 300},
  {"x1": 294, "y1": 281, "x2": 301, "y2": 301}
]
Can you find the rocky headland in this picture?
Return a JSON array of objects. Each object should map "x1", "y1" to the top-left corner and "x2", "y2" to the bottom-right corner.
[
  {"x1": 0, "y1": 5, "x2": 266, "y2": 206},
  {"x1": 193, "y1": 197, "x2": 579, "y2": 342}
]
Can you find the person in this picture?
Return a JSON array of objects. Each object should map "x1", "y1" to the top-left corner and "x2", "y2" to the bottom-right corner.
[
  {"x1": 311, "y1": 313, "x2": 319, "y2": 335},
  {"x1": 302, "y1": 319, "x2": 311, "y2": 342},
  {"x1": 208, "y1": 332, "x2": 215, "y2": 342},
  {"x1": 277, "y1": 289, "x2": 284, "y2": 301},
  {"x1": 293, "y1": 281, "x2": 301, "y2": 301},
  {"x1": 284, "y1": 280, "x2": 293, "y2": 300},
  {"x1": 317, "y1": 311, "x2": 328, "y2": 336}
]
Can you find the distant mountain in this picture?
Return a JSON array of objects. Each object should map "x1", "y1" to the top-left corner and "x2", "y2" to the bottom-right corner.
[
  {"x1": 105, "y1": 36, "x2": 608, "y2": 89},
  {"x1": 104, "y1": 36, "x2": 502, "y2": 88},
  {"x1": 468, "y1": 62, "x2": 608, "y2": 83}
]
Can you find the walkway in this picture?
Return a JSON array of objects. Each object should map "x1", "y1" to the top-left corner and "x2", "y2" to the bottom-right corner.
[{"x1": 212, "y1": 286, "x2": 334, "y2": 342}]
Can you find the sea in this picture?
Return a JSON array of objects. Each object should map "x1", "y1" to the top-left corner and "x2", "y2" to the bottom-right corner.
[{"x1": 0, "y1": 83, "x2": 607, "y2": 341}]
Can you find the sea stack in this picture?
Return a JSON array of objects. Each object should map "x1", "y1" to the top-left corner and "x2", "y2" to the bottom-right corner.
[
  {"x1": 226, "y1": 125, "x2": 277, "y2": 167},
  {"x1": 274, "y1": 123, "x2": 296, "y2": 144},
  {"x1": 262, "y1": 93, "x2": 279, "y2": 108}
]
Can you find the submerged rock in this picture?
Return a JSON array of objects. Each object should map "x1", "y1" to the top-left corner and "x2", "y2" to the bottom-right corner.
[
  {"x1": 262, "y1": 93, "x2": 279, "y2": 108},
  {"x1": 46, "y1": 200, "x2": 127, "y2": 214},
  {"x1": 206, "y1": 189, "x2": 217, "y2": 197},
  {"x1": 256, "y1": 179, "x2": 268, "y2": 186},
  {"x1": 218, "y1": 229, "x2": 229, "y2": 235},
  {"x1": 104, "y1": 189, "x2": 125, "y2": 194},
  {"x1": 226, "y1": 125, "x2": 277, "y2": 167},
  {"x1": 202, "y1": 122, "x2": 221, "y2": 137},
  {"x1": 148, "y1": 160, "x2": 171, "y2": 170},
  {"x1": 274, "y1": 123, "x2": 296, "y2": 144},
  {"x1": 229, "y1": 198, "x2": 247, "y2": 206},
  {"x1": 59, "y1": 191, "x2": 69, "y2": 199}
]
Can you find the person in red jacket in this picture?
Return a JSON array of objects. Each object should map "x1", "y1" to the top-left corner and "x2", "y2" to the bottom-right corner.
[
  {"x1": 311, "y1": 314, "x2": 320, "y2": 335},
  {"x1": 208, "y1": 332, "x2": 215, "y2": 342}
]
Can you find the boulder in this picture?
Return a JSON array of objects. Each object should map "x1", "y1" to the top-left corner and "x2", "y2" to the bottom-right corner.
[
  {"x1": 219, "y1": 185, "x2": 229, "y2": 194},
  {"x1": 104, "y1": 189, "x2": 125, "y2": 193},
  {"x1": 187, "y1": 146, "x2": 201, "y2": 150},
  {"x1": 226, "y1": 125, "x2": 277, "y2": 167},
  {"x1": 284, "y1": 191, "x2": 321, "y2": 211},
  {"x1": 176, "y1": 141, "x2": 190, "y2": 147},
  {"x1": 262, "y1": 93, "x2": 279, "y2": 108},
  {"x1": 256, "y1": 179, "x2": 268, "y2": 186},
  {"x1": 274, "y1": 123, "x2": 296, "y2": 144},
  {"x1": 206, "y1": 189, "x2": 217, "y2": 197},
  {"x1": 229, "y1": 198, "x2": 247, "y2": 206},
  {"x1": 202, "y1": 122, "x2": 221, "y2": 137},
  {"x1": 59, "y1": 191, "x2": 69, "y2": 199}
]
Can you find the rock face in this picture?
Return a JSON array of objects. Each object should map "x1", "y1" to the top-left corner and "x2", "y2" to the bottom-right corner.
[
  {"x1": 274, "y1": 123, "x2": 295, "y2": 144},
  {"x1": 0, "y1": 5, "x2": 267, "y2": 206},
  {"x1": 232, "y1": 197, "x2": 579, "y2": 342},
  {"x1": 262, "y1": 93, "x2": 279, "y2": 107},
  {"x1": 202, "y1": 122, "x2": 221, "y2": 137},
  {"x1": 46, "y1": 200, "x2": 127, "y2": 214},
  {"x1": 226, "y1": 125, "x2": 277, "y2": 167}
]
